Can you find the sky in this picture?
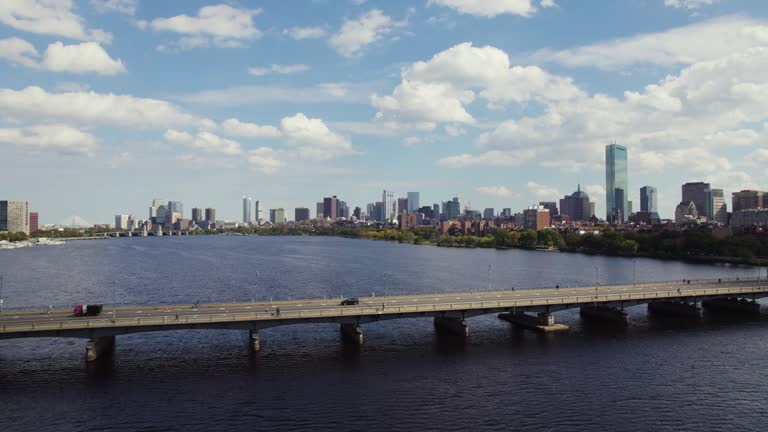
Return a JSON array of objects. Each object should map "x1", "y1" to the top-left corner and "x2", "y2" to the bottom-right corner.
[{"x1": 2, "y1": 0, "x2": 768, "y2": 224}]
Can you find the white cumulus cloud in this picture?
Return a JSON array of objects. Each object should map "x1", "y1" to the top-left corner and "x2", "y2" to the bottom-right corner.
[
  {"x1": 146, "y1": 4, "x2": 262, "y2": 49},
  {"x1": 0, "y1": 0, "x2": 112, "y2": 43},
  {"x1": 664, "y1": 0, "x2": 719, "y2": 10},
  {"x1": 220, "y1": 118, "x2": 281, "y2": 138},
  {"x1": 283, "y1": 26, "x2": 327, "y2": 40},
  {"x1": 0, "y1": 39, "x2": 125, "y2": 75},
  {"x1": 330, "y1": 9, "x2": 395, "y2": 57},
  {"x1": 427, "y1": 0, "x2": 536, "y2": 17},
  {"x1": 164, "y1": 129, "x2": 242, "y2": 155},
  {"x1": 0, "y1": 86, "x2": 214, "y2": 130},
  {"x1": 248, "y1": 64, "x2": 309, "y2": 76},
  {"x1": 90, "y1": 0, "x2": 137, "y2": 15},
  {"x1": 248, "y1": 147, "x2": 286, "y2": 174},
  {"x1": 280, "y1": 113, "x2": 357, "y2": 160},
  {"x1": 476, "y1": 185, "x2": 518, "y2": 198},
  {"x1": 0, "y1": 124, "x2": 98, "y2": 154}
]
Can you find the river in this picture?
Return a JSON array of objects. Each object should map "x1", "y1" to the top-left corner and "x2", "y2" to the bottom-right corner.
[{"x1": 1, "y1": 236, "x2": 766, "y2": 431}]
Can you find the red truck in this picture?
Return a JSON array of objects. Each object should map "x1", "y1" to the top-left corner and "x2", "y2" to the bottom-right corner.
[{"x1": 72, "y1": 304, "x2": 103, "y2": 317}]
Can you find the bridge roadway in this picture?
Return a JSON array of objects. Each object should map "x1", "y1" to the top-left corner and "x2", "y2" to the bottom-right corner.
[{"x1": 1, "y1": 278, "x2": 767, "y2": 361}]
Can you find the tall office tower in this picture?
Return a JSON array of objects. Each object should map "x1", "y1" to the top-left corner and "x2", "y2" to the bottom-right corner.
[
  {"x1": 397, "y1": 197, "x2": 409, "y2": 215},
  {"x1": 0, "y1": 200, "x2": 30, "y2": 234},
  {"x1": 433, "y1": 204, "x2": 440, "y2": 220},
  {"x1": 205, "y1": 208, "x2": 216, "y2": 223},
  {"x1": 353, "y1": 207, "x2": 362, "y2": 220},
  {"x1": 539, "y1": 202, "x2": 559, "y2": 217},
  {"x1": 323, "y1": 196, "x2": 338, "y2": 220},
  {"x1": 682, "y1": 182, "x2": 712, "y2": 220},
  {"x1": 605, "y1": 144, "x2": 628, "y2": 223},
  {"x1": 337, "y1": 199, "x2": 349, "y2": 218},
  {"x1": 383, "y1": 190, "x2": 395, "y2": 221},
  {"x1": 407, "y1": 192, "x2": 420, "y2": 213},
  {"x1": 191, "y1": 208, "x2": 203, "y2": 223},
  {"x1": 640, "y1": 186, "x2": 657, "y2": 213},
  {"x1": 483, "y1": 208, "x2": 495, "y2": 220},
  {"x1": 559, "y1": 186, "x2": 594, "y2": 221},
  {"x1": 374, "y1": 202, "x2": 384, "y2": 222},
  {"x1": 169, "y1": 201, "x2": 183, "y2": 218},
  {"x1": 29, "y1": 212, "x2": 38, "y2": 233},
  {"x1": 366, "y1": 203, "x2": 375, "y2": 221},
  {"x1": 443, "y1": 197, "x2": 461, "y2": 220},
  {"x1": 501, "y1": 208, "x2": 512, "y2": 217},
  {"x1": 295, "y1": 207, "x2": 310, "y2": 222},
  {"x1": 711, "y1": 188, "x2": 727, "y2": 225},
  {"x1": 270, "y1": 208, "x2": 286, "y2": 224},
  {"x1": 242, "y1": 196, "x2": 253, "y2": 223},
  {"x1": 115, "y1": 214, "x2": 129, "y2": 230},
  {"x1": 732, "y1": 190, "x2": 766, "y2": 211},
  {"x1": 316, "y1": 202, "x2": 324, "y2": 219},
  {"x1": 255, "y1": 200, "x2": 263, "y2": 222},
  {"x1": 149, "y1": 199, "x2": 166, "y2": 221}
]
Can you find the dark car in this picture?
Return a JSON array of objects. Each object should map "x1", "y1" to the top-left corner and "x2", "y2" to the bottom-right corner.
[{"x1": 340, "y1": 297, "x2": 360, "y2": 306}]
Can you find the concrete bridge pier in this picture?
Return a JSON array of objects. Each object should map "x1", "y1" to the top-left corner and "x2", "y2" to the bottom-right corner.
[
  {"x1": 498, "y1": 310, "x2": 569, "y2": 333},
  {"x1": 340, "y1": 324, "x2": 363, "y2": 345},
  {"x1": 249, "y1": 330, "x2": 261, "y2": 352},
  {"x1": 580, "y1": 305, "x2": 628, "y2": 324},
  {"x1": 86, "y1": 336, "x2": 115, "y2": 362},
  {"x1": 648, "y1": 301, "x2": 703, "y2": 318},
  {"x1": 702, "y1": 297, "x2": 761, "y2": 316},
  {"x1": 434, "y1": 316, "x2": 469, "y2": 337}
]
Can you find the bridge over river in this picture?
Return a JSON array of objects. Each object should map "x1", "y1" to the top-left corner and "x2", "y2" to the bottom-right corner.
[{"x1": 1, "y1": 278, "x2": 767, "y2": 362}]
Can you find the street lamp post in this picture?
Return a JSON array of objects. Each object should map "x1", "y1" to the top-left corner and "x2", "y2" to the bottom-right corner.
[
  {"x1": 633, "y1": 260, "x2": 636, "y2": 286},
  {"x1": 253, "y1": 271, "x2": 259, "y2": 303},
  {"x1": 112, "y1": 280, "x2": 118, "y2": 323},
  {"x1": 594, "y1": 267, "x2": 599, "y2": 297}
]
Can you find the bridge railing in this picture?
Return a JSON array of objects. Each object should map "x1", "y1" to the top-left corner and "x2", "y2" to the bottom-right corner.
[{"x1": 2, "y1": 283, "x2": 768, "y2": 334}]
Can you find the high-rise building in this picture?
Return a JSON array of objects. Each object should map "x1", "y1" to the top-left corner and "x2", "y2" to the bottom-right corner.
[
  {"x1": 682, "y1": 182, "x2": 711, "y2": 220},
  {"x1": 407, "y1": 192, "x2": 420, "y2": 214},
  {"x1": 366, "y1": 203, "x2": 375, "y2": 221},
  {"x1": 0, "y1": 201, "x2": 29, "y2": 235},
  {"x1": 191, "y1": 208, "x2": 203, "y2": 223},
  {"x1": 711, "y1": 188, "x2": 727, "y2": 225},
  {"x1": 501, "y1": 208, "x2": 512, "y2": 217},
  {"x1": 270, "y1": 208, "x2": 286, "y2": 224},
  {"x1": 242, "y1": 196, "x2": 253, "y2": 223},
  {"x1": 353, "y1": 207, "x2": 362, "y2": 220},
  {"x1": 29, "y1": 212, "x2": 38, "y2": 234},
  {"x1": 433, "y1": 204, "x2": 440, "y2": 220},
  {"x1": 442, "y1": 197, "x2": 461, "y2": 220},
  {"x1": 732, "y1": 190, "x2": 766, "y2": 211},
  {"x1": 295, "y1": 207, "x2": 310, "y2": 222},
  {"x1": 675, "y1": 201, "x2": 699, "y2": 223},
  {"x1": 539, "y1": 202, "x2": 559, "y2": 217},
  {"x1": 559, "y1": 185, "x2": 593, "y2": 222},
  {"x1": 316, "y1": 202, "x2": 324, "y2": 219},
  {"x1": 115, "y1": 214, "x2": 129, "y2": 230},
  {"x1": 483, "y1": 208, "x2": 495, "y2": 220},
  {"x1": 205, "y1": 208, "x2": 216, "y2": 223},
  {"x1": 523, "y1": 205, "x2": 551, "y2": 230},
  {"x1": 606, "y1": 144, "x2": 628, "y2": 223},
  {"x1": 640, "y1": 186, "x2": 657, "y2": 213},
  {"x1": 397, "y1": 197, "x2": 409, "y2": 215},
  {"x1": 383, "y1": 190, "x2": 395, "y2": 221},
  {"x1": 374, "y1": 202, "x2": 384, "y2": 222},
  {"x1": 169, "y1": 201, "x2": 183, "y2": 218},
  {"x1": 336, "y1": 199, "x2": 349, "y2": 219},
  {"x1": 255, "y1": 200, "x2": 263, "y2": 222},
  {"x1": 323, "y1": 196, "x2": 338, "y2": 220}
]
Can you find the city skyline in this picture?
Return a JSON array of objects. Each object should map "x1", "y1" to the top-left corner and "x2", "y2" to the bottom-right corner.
[{"x1": 2, "y1": 1, "x2": 768, "y2": 224}]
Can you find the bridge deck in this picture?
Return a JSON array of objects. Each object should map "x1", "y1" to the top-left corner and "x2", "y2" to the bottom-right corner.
[{"x1": 1, "y1": 278, "x2": 767, "y2": 338}]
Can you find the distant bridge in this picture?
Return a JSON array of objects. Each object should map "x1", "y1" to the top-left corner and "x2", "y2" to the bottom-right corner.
[{"x1": 1, "y1": 278, "x2": 766, "y2": 362}]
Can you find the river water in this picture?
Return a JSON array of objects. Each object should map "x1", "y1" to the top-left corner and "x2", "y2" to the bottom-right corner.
[{"x1": 1, "y1": 236, "x2": 767, "y2": 431}]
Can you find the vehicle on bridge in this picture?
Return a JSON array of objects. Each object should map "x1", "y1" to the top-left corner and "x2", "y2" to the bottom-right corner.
[
  {"x1": 340, "y1": 297, "x2": 360, "y2": 306},
  {"x1": 72, "y1": 304, "x2": 103, "y2": 317}
]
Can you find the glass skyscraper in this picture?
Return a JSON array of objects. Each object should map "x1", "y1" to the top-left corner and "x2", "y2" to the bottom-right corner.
[
  {"x1": 605, "y1": 144, "x2": 628, "y2": 223},
  {"x1": 640, "y1": 186, "x2": 657, "y2": 213}
]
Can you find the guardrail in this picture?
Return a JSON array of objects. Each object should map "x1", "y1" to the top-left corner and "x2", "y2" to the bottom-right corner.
[{"x1": 2, "y1": 283, "x2": 767, "y2": 334}]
